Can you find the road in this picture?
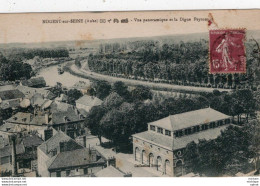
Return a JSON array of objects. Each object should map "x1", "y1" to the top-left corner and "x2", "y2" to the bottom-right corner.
[{"x1": 66, "y1": 60, "x2": 232, "y2": 93}]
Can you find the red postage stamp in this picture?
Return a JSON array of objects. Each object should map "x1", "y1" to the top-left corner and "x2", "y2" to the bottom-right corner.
[{"x1": 209, "y1": 29, "x2": 246, "y2": 74}]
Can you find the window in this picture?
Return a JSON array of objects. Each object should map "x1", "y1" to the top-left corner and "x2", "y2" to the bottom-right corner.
[
  {"x1": 209, "y1": 122, "x2": 216, "y2": 128},
  {"x1": 66, "y1": 170, "x2": 70, "y2": 176},
  {"x1": 56, "y1": 171, "x2": 61, "y2": 177},
  {"x1": 175, "y1": 130, "x2": 183, "y2": 137},
  {"x1": 225, "y1": 119, "x2": 231, "y2": 124},
  {"x1": 165, "y1": 130, "x2": 171, "y2": 136},
  {"x1": 150, "y1": 125, "x2": 155, "y2": 131},
  {"x1": 157, "y1": 127, "x2": 163, "y2": 134},
  {"x1": 84, "y1": 168, "x2": 88, "y2": 175},
  {"x1": 201, "y1": 124, "x2": 209, "y2": 131},
  {"x1": 184, "y1": 128, "x2": 192, "y2": 135},
  {"x1": 193, "y1": 126, "x2": 200, "y2": 133},
  {"x1": 217, "y1": 120, "x2": 223, "y2": 126}
]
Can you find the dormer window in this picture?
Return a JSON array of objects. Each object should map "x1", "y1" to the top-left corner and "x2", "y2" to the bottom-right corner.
[
  {"x1": 150, "y1": 125, "x2": 155, "y2": 131},
  {"x1": 157, "y1": 127, "x2": 163, "y2": 134}
]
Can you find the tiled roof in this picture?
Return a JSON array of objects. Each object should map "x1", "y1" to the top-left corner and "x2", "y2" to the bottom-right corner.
[
  {"x1": 0, "y1": 89, "x2": 24, "y2": 100},
  {"x1": 133, "y1": 125, "x2": 229, "y2": 150},
  {"x1": 0, "y1": 85, "x2": 16, "y2": 92},
  {"x1": 95, "y1": 166, "x2": 126, "y2": 177},
  {"x1": 21, "y1": 77, "x2": 46, "y2": 88},
  {"x1": 48, "y1": 148, "x2": 104, "y2": 170},
  {"x1": 149, "y1": 108, "x2": 231, "y2": 131},
  {"x1": 16, "y1": 86, "x2": 55, "y2": 100},
  {"x1": 6, "y1": 112, "x2": 32, "y2": 124},
  {"x1": 0, "y1": 144, "x2": 25, "y2": 158},
  {"x1": 51, "y1": 110, "x2": 82, "y2": 125},
  {"x1": 76, "y1": 95, "x2": 103, "y2": 107},
  {"x1": 38, "y1": 131, "x2": 71, "y2": 154},
  {"x1": 22, "y1": 135, "x2": 44, "y2": 147}
]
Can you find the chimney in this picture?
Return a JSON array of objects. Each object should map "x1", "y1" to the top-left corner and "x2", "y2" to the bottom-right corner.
[
  {"x1": 44, "y1": 128, "x2": 53, "y2": 141},
  {"x1": 11, "y1": 135, "x2": 18, "y2": 176},
  {"x1": 83, "y1": 136, "x2": 86, "y2": 147},
  {"x1": 45, "y1": 113, "x2": 49, "y2": 124}
]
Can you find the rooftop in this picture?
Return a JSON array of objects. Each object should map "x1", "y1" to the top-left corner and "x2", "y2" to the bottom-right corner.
[
  {"x1": 48, "y1": 148, "x2": 105, "y2": 170},
  {"x1": 21, "y1": 77, "x2": 46, "y2": 88},
  {"x1": 0, "y1": 89, "x2": 24, "y2": 100},
  {"x1": 22, "y1": 135, "x2": 44, "y2": 147},
  {"x1": 76, "y1": 95, "x2": 103, "y2": 107},
  {"x1": 149, "y1": 108, "x2": 231, "y2": 131},
  {"x1": 133, "y1": 125, "x2": 229, "y2": 151},
  {"x1": 0, "y1": 144, "x2": 25, "y2": 158}
]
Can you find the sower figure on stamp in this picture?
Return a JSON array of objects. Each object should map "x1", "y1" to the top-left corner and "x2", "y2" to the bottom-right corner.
[{"x1": 216, "y1": 32, "x2": 241, "y2": 70}]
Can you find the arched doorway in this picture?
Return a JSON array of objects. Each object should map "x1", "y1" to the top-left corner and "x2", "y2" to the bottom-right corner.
[
  {"x1": 142, "y1": 150, "x2": 148, "y2": 164},
  {"x1": 174, "y1": 160, "x2": 183, "y2": 177},
  {"x1": 149, "y1": 153, "x2": 154, "y2": 167},
  {"x1": 165, "y1": 159, "x2": 171, "y2": 175},
  {"x1": 156, "y1": 156, "x2": 163, "y2": 172},
  {"x1": 135, "y1": 147, "x2": 141, "y2": 162}
]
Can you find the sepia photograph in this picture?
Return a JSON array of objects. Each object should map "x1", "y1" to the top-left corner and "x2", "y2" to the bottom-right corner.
[{"x1": 0, "y1": 10, "x2": 259, "y2": 180}]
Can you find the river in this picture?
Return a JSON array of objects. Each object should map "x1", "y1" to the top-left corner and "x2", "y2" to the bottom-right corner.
[{"x1": 36, "y1": 62, "x2": 91, "y2": 88}]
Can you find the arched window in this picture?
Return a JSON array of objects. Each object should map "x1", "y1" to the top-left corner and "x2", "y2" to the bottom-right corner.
[
  {"x1": 149, "y1": 153, "x2": 154, "y2": 167},
  {"x1": 174, "y1": 160, "x2": 183, "y2": 177},
  {"x1": 142, "y1": 150, "x2": 148, "y2": 164},
  {"x1": 135, "y1": 147, "x2": 141, "y2": 162},
  {"x1": 165, "y1": 159, "x2": 171, "y2": 175},
  {"x1": 156, "y1": 156, "x2": 163, "y2": 172}
]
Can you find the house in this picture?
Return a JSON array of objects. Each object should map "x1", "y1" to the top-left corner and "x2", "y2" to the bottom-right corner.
[
  {"x1": 72, "y1": 81, "x2": 91, "y2": 95},
  {"x1": 16, "y1": 85, "x2": 56, "y2": 100},
  {"x1": 0, "y1": 134, "x2": 43, "y2": 174},
  {"x1": 37, "y1": 130, "x2": 106, "y2": 177},
  {"x1": 3, "y1": 103, "x2": 85, "y2": 139},
  {"x1": 132, "y1": 108, "x2": 232, "y2": 177},
  {"x1": 75, "y1": 95, "x2": 103, "y2": 112},
  {"x1": 0, "y1": 89, "x2": 25, "y2": 109},
  {"x1": 94, "y1": 165, "x2": 132, "y2": 177},
  {"x1": 20, "y1": 77, "x2": 46, "y2": 88}
]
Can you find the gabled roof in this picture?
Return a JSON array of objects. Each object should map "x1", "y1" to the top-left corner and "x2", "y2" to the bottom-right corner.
[
  {"x1": 0, "y1": 89, "x2": 24, "y2": 100},
  {"x1": 50, "y1": 110, "x2": 82, "y2": 125},
  {"x1": 38, "y1": 131, "x2": 83, "y2": 155},
  {"x1": 0, "y1": 144, "x2": 25, "y2": 158},
  {"x1": 133, "y1": 125, "x2": 229, "y2": 151},
  {"x1": 48, "y1": 148, "x2": 104, "y2": 170},
  {"x1": 6, "y1": 112, "x2": 31, "y2": 124},
  {"x1": 16, "y1": 86, "x2": 55, "y2": 100},
  {"x1": 95, "y1": 166, "x2": 126, "y2": 177},
  {"x1": 75, "y1": 95, "x2": 103, "y2": 107},
  {"x1": 149, "y1": 108, "x2": 231, "y2": 131},
  {"x1": 0, "y1": 85, "x2": 16, "y2": 92},
  {"x1": 21, "y1": 77, "x2": 46, "y2": 88},
  {"x1": 22, "y1": 135, "x2": 44, "y2": 147}
]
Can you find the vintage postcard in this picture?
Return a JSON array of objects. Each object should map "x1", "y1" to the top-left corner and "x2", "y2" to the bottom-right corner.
[{"x1": 0, "y1": 10, "x2": 259, "y2": 178}]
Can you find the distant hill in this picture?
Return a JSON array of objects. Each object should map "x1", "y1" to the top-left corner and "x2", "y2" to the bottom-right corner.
[{"x1": 0, "y1": 30, "x2": 259, "y2": 50}]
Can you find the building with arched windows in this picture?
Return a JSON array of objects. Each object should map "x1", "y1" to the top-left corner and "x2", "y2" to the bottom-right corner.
[{"x1": 132, "y1": 108, "x2": 232, "y2": 177}]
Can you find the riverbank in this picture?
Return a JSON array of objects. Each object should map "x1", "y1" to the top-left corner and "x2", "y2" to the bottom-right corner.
[{"x1": 64, "y1": 61, "x2": 232, "y2": 94}]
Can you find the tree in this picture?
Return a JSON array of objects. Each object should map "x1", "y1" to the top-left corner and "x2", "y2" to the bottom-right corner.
[
  {"x1": 130, "y1": 85, "x2": 152, "y2": 102},
  {"x1": 102, "y1": 92, "x2": 124, "y2": 109},
  {"x1": 92, "y1": 80, "x2": 111, "y2": 100},
  {"x1": 84, "y1": 106, "x2": 107, "y2": 144},
  {"x1": 112, "y1": 81, "x2": 130, "y2": 100},
  {"x1": 67, "y1": 89, "x2": 83, "y2": 105}
]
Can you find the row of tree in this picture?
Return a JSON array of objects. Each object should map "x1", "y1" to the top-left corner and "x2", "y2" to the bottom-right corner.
[{"x1": 88, "y1": 40, "x2": 260, "y2": 88}]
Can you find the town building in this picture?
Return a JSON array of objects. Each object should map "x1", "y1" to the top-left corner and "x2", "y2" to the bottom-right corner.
[
  {"x1": 0, "y1": 89, "x2": 25, "y2": 109},
  {"x1": 94, "y1": 165, "x2": 132, "y2": 177},
  {"x1": 75, "y1": 95, "x2": 103, "y2": 112},
  {"x1": 16, "y1": 85, "x2": 56, "y2": 100},
  {"x1": 20, "y1": 77, "x2": 46, "y2": 88},
  {"x1": 37, "y1": 129, "x2": 106, "y2": 177},
  {"x1": 132, "y1": 108, "x2": 232, "y2": 177}
]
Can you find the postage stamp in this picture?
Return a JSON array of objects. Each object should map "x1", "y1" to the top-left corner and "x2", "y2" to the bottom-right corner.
[{"x1": 209, "y1": 29, "x2": 246, "y2": 74}]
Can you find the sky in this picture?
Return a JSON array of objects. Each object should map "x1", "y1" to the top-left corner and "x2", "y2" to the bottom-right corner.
[{"x1": 0, "y1": 10, "x2": 260, "y2": 44}]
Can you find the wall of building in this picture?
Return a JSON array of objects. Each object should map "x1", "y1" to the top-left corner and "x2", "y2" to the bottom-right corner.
[
  {"x1": 133, "y1": 136, "x2": 174, "y2": 176},
  {"x1": 37, "y1": 148, "x2": 51, "y2": 177}
]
